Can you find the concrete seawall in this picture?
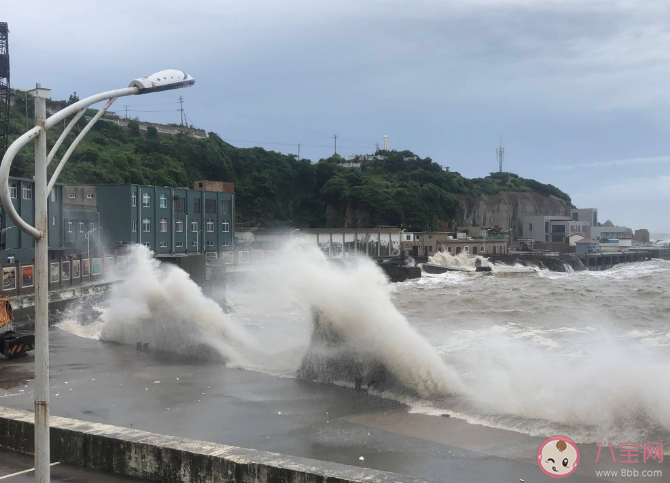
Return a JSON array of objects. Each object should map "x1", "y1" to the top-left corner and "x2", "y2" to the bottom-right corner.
[{"x1": 0, "y1": 406, "x2": 437, "y2": 483}]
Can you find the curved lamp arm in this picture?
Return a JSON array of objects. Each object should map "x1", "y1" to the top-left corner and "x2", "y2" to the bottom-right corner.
[
  {"x1": 47, "y1": 97, "x2": 118, "y2": 194},
  {"x1": 0, "y1": 87, "x2": 138, "y2": 240},
  {"x1": 0, "y1": 69, "x2": 195, "y2": 241},
  {"x1": 0, "y1": 127, "x2": 43, "y2": 239},
  {"x1": 47, "y1": 108, "x2": 87, "y2": 167}
]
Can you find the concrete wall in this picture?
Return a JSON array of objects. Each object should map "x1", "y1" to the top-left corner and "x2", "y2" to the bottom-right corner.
[
  {"x1": 193, "y1": 180, "x2": 235, "y2": 193},
  {"x1": 0, "y1": 406, "x2": 435, "y2": 483}
]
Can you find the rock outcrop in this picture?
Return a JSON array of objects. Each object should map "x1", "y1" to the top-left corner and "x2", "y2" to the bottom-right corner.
[{"x1": 457, "y1": 192, "x2": 570, "y2": 238}]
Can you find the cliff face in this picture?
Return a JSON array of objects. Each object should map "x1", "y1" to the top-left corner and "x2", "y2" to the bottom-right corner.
[{"x1": 457, "y1": 192, "x2": 571, "y2": 237}]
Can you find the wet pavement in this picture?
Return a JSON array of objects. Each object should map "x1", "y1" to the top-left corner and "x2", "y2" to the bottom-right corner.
[
  {"x1": 0, "y1": 329, "x2": 663, "y2": 483},
  {"x1": 0, "y1": 449, "x2": 146, "y2": 482}
]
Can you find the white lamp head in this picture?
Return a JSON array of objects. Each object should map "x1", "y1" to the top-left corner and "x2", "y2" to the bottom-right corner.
[{"x1": 129, "y1": 69, "x2": 195, "y2": 94}]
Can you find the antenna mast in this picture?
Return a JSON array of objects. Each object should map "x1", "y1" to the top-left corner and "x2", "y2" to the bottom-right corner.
[
  {"x1": 0, "y1": 22, "x2": 10, "y2": 158},
  {"x1": 496, "y1": 139, "x2": 504, "y2": 173}
]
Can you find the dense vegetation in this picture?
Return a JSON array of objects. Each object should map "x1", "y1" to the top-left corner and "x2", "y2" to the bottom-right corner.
[{"x1": 6, "y1": 90, "x2": 571, "y2": 231}]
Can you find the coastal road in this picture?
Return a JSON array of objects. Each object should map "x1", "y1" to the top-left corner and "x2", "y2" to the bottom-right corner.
[
  {"x1": 0, "y1": 329, "x2": 661, "y2": 483},
  {"x1": 0, "y1": 449, "x2": 146, "y2": 482}
]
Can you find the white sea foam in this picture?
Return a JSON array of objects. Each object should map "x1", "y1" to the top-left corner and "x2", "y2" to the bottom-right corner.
[{"x1": 58, "y1": 242, "x2": 670, "y2": 444}]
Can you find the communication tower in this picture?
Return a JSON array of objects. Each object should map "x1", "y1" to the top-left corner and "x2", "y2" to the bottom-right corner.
[
  {"x1": 496, "y1": 139, "x2": 504, "y2": 173},
  {"x1": 0, "y1": 23, "x2": 9, "y2": 158}
]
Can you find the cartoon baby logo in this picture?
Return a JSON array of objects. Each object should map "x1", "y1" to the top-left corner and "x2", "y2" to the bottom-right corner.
[{"x1": 537, "y1": 436, "x2": 580, "y2": 478}]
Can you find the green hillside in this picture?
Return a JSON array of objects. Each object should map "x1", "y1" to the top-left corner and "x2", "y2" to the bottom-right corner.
[{"x1": 6, "y1": 90, "x2": 571, "y2": 231}]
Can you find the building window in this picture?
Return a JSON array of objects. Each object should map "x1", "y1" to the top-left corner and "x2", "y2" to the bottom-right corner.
[
  {"x1": 206, "y1": 252, "x2": 217, "y2": 259},
  {"x1": 174, "y1": 197, "x2": 184, "y2": 213},
  {"x1": 429, "y1": 234, "x2": 433, "y2": 239},
  {"x1": 191, "y1": 241, "x2": 197, "y2": 247},
  {"x1": 464, "y1": 246, "x2": 469, "y2": 252},
  {"x1": 9, "y1": 183, "x2": 17, "y2": 199},
  {"x1": 160, "y1": 218, "x2": 168, "y2": 232},
  {"x1": 87, "y1": 194, "x2": 94, "y2": 199},
  {"x1": 222, "y1": 240, "x2": 229, "y2": 247},
  {"x1": 69, "y1": 194, "x2": 76, "y2": 199},
  {"x1": 51, "y1": 190, "x2": 56, "y2": 202},
  {"x1": 143, "y1": 218, "x2": 151, "y2": 232},
  {"x1": 572, "y1": 212, "x2": 578, "y2": 221},
  {"x1": 176, "y1": 241, "x2": 183, "y2": 248},
  {"x1": 132, "y1": 192, "x2": 137, "y2": 207},
  {"x1": 142, "y1": 242, "x2": 150, "y2": 248},
  {"x1": 528, "y1": 223, "x2": 532, "y2": 232},
  {"x1": 176, "y1": 220, "x2": 183, "y2": 232},
  {"x1": 205, "y1": 199, "x2": 216, "y2": 214},
  {"x1": 193, "y1": 198, "x2": 201, "y2": 213},
  {"x1": 67, "y1": 221, "x2": 73, "y2": 233},
  {"x1": 159, "y1": 194, "x2": 167, "y2": 208},
  {"x1": 447, "y1": 246, "x2": 452, "y2": 253},
  {"x1": 22, "y1": 185, "x2": 32, "y2": 200},
  {"x1": 206, "y1": 240, "x2": 214, "y2": 247},
  {"x1": 79, "y1": 222, "x2": 84, "y2": 233},
  {"x1": 206, "y1": 220, "x2": 214, "y2": 232},
  {"x1": 222, "y1": 221, "x2": 229, "y2": 233},
  {"x1": 159, "y1": 241, "x2": 168, "y2": 248},
  {"x1": 132, "y1": 221, "x2": 137, "y2": 232},
  {"x1": 405, "y1": 234, "x2": 411, "y2": 241},
  {"x1": 480, "y1": 246, "x2": 485, "y2": 253},
  {"x1": 191, "y1": 221, "x2": 198, "y2": 233},
  {"x1": 142, "y1": 192, "x2": 150, "y2": 207},
  {"x1": 221, "y1": 200, "x2": 231, "y2": 214}
]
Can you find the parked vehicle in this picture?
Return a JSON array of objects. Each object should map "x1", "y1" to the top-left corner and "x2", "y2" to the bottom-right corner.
[{"x1": 0, "y1": 297, "x2": 34, "y2": 359}]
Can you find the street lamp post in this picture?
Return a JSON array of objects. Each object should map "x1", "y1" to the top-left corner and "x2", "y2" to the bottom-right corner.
[
  {"x1": 84, "y1": 227, "x2": 99, "y2": 282},
  {"x1": 0, "y1": 70, "x2": 194, "y2": 483}
]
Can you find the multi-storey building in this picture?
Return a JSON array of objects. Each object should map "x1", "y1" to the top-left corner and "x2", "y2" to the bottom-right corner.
[
  {"x1": 0, "y1": 177, "x2": 65, "y2": 263},
  {"x1": 95, "y1": 182, "x2": 235, "y2": 258},
  {"x1": 522, "y1": 208, "x2": 632, "y2": 245}
]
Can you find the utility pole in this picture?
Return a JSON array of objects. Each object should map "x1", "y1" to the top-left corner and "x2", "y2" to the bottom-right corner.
[
  {"x1": 297, "y1": 143, "x2": 300, "y2": 160},
  {"x1": 179, "y1": 96, "x2": 184, "y2": 126},
  {"x1": 332, "y1": 134, "x2": 338, "y2": 155},
  {"x1": 33, "y1": 83, "x2": 50, "y2": 483}
]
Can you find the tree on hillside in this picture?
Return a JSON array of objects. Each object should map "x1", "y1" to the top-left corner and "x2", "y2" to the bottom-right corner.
[{"x1": 66, "y1": 92, "x2": 80, "y2": 106}]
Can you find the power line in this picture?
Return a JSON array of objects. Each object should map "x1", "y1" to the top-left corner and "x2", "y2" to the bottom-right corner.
[
  {"x1": 123, "y1": 109, "x2": 181, "y2": 113},
  {"x1": 219, "y1": 138, "x2": 374, "y2": 149},
  {"x1": 116, "y1": 101, "x2": 180, "y2": 107}
]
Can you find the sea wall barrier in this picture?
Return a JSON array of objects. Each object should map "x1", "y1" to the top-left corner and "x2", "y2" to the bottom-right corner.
[
  {"x1": 10, "y1": 281, "x2": 116, "y2": 324},
  {"x1": 0, "y1": 406, "x2": 438, "y2": 483}
]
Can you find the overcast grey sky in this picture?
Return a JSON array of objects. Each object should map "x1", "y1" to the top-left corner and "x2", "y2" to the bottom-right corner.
[{"x1": 5, "y1": 0, "x2": 670, "y2": 232}]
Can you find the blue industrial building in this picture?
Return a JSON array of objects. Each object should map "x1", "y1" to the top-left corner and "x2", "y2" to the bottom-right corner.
[{"x1": 94, "y1": 182, "x2": 235, "y2": 258}]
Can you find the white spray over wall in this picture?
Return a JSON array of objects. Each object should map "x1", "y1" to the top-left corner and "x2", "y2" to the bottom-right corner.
[
  {"x1": 428, "y1": 251, "x2": 487, "y2": 269},
  {"x1": 61, "y1": 243, "x2": 462, "y2": 397}
]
